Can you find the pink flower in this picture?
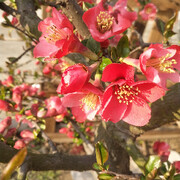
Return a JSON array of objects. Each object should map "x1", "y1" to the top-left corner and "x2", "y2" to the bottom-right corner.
[
  {"x1": 140, "y1": 44, "x2": 180, "y2": 88},
  {"x1": 15, "y1": 114, "x2": 34, "y2": 128},
  {"x1": 45, "y1": 96, "x2": 66, "y2": 117},
  {"x1": 2, "y1": 76, "x2": 13, "y2": 87},
  {"x1": 14, "y1": 139, "x2": 26, "y2": 149},
  {"x1": 33, "y1": 8, "x2": 98, "y2": 60},
  {"x1": 12, "y1": 87, "x2": 22, "y2": 107},
  {"x1": 0, "y1": 99, "x2": 11, "y2": 111},
  {"x1": 62, "y1": 83, "x2": 103, "y2": 122},
  {"x1": 57, "y1": 64, "x2": 91, "y2": 94},
  {"x1": 0, "y1": 117, "x2": 12, "y2": 134},
  {"x1": 59, "y1": 127, "x2": 68, "y2": 134},
  {"x1": 5, "y1": 128, "x2": 16, "y2": 138},
  {"x1": 101, "y1": 63, "x2": 165, "y2": 126},
  {"x1": 43, "y1": 64, "x2": 52, "y2": 75},
  {"x1": 153, "y1": 141, "x2": 170, "y2": 161},
  {"x1": 20, "y1": 130, "x2": 34, "y2": 140},
  {"x1": 174, "y1": 161, "x2": 180, "y2": 173},
  {"x1": 82, "y1": 0, "x2": 137, "y2": 42},
  {"x1": 139, "y1": 3, "x2": 157, "y2": 21}
]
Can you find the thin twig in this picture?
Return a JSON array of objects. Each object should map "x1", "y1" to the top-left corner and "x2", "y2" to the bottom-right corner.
[
  {"x1": 70, "y1": 119, "x2": 94, "y2": 154},
  {"x1": 5, "y1": 23, "x2": 37, "y2": 42},
  {"x1": 99, "y1": 170, "x2": 140, "y2": 180},
  {"x1": 0, "y1": 2, "x2": 18, "y2": 16},
  {"x1": 7, "y1": 46, "x2": 34, "y2": 65},
  {"x1": 31, "y1": 120, "x2": 59, "y2": 154}
]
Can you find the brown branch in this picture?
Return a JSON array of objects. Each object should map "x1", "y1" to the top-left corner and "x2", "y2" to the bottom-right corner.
[
  {"x1": 0, "y1": 2, "x2": 18, "y2": 16},
  {"x1": 0, "y1": 141, "x2": 96, "y2": 171},
  {"x1": 30, "y1": 121, "x2": 59, "y2": 154},
  {"x1": 7, "y1": 46, "x2": 34, "y2": 65},
  {"x1": 57, "y1": 0, "x2": 91, "y2": 39},
  {"x1": 15, "y1": 0, "x2": 41, "y2": 39}
]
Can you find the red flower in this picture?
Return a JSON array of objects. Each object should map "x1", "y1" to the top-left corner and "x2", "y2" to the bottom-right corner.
[
  {"x1": 2, "y1": 76, "x2": 13, "y2": 87},
  {"x1": 33, "y1": 8, "x2": 98, "y2": 60},
  {"x1": 140, "y1": 44, "x2": 180, "y2": 88},
  {"x1": 0, "y1": 99, "x2": 11, "y2": 111},
  {"x1": 82, "y1": 0, "x2": 137, "y2": 42},
  {"x1": 57, "y1": 64, "x2": 91, "y2": 94},
  {"x1": 139, "y1": 3, "x2": 157, "y2": 21},
  {"x1": 174, "y1": 161, "x2": 180, "y2": 173},
  {"x1": 101, "y1": 63, "x2": 165, "y2": 126},
  {"x1": 45, "y1": 96, "x2": 66, "y2": 117},
  {"x1": 153, "y1": 141, "x2": 170, "y2": 161},
  {"x1": 14, "y1": 139, "x2": 26, "y2": 149},
  {"x1": 62, "y1": 83, "x2": 103, "y2": 122},
  {"x1": 0, "y1": 117, "x2": 12, "y2": 134}
]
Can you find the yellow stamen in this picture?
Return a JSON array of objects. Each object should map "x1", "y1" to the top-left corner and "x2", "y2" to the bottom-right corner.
[
  {"x1": 96, "y1": 11, "x2": 114, "y2": 33},
  {"x1": 146, "y1": 53, "x2": 177, "y2": 73}
]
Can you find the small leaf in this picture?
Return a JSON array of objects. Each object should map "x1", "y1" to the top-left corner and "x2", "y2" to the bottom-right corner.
[
  {"x1": 164, "y1": 30, "x2": 176, "y2": 39},
  {"x1": 146, "y1": 168, "x2": 158, "y2": 180},
  {"x1": 111, "y1": 47, "x2": 118, "y2": 61},
  {"x1": 145, "y1": 155, "x2": 161, "y2": 174},
  {"x1": 7, "y1": 57, "x2": 16, "y2": 63},
  {"x1": 93, "y1": 163, "x2": 103, "y2": 171},
  {"x1": 99, "y1": 57, "x2": 112, "y2": 71},
  {"x1": 98, "y1": 173, "x2": 115, "y2": 180},
  {"x1": 95, "y1": 142, "x2": 109, "y2": 166},
  {"x1": 84, "y1": 2, "x2": 94, "y2": 9},
  {"x1": 174, "y1": 174, "x2": 180, "y2": 180},
  {"x1": 165, "y1": 12, "x2": 178, "y2": 31},
  {"x1": 1, "y1": 147, "x2": 27, "y2": 180},
  {"x1": 86, "y1": 37, "x2": 100, "y2": 54},
  {"x1": 117, "y1": 35, "x2": 130, "y2": 58},
  {"x1": 156, "y1": 18, "x2": 165, "y2": 35}
]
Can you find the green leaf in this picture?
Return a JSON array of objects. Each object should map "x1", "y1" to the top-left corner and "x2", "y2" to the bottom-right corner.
[
  {"x1": 1, "y1": 147, "x2": 27, "y2": 180},
  {"x1": 99, "y1": 57, "x2": 112, "y2": 71},
  {"x1": 140, "y1": 175, "x2": 146, "y2": 180},
  {"x1": 174, "y1": 174, "x2": 180, "y2": 180},
  {"x1": 165, "y1": 12, "x2": 178, "y2": 31},
  {"x1": 164, "y1": 30, "x2": 176, "y2": 39},
  {"x1": 84, "y1": 2, "x2": 94, "y2": 9},
  {"x1": 98, "y1": 173, "x2": 115, "y2": 180},
  {"x1": 111, "y1": 47, "x2": 118, "y2": 61},
  {"x1": 86, "y1": 37, "x2": 100, "y2": 54},
  {"x1": 156, "y1": 18, "x2": 165, "y2": 35},
  {"x1": 117, "y1": 35, "x2": 130, "y2": 58},
  {"x1": 95, "y1": 142, "x2": 109, "y2": 166},
  {"x1": 145, "y1": 155, "x2": 161, "y2": 174},
  {"x1": 7, "y1": 57, "x2": 16, "y2": 63},
  {"x1": 93, "y1": 163, "x2": 103, "y2": 171}
]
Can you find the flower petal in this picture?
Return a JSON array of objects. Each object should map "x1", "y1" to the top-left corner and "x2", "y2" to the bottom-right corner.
[
  {"x1": 101, "y1": 87, "x2": 127, "y2": 123},
  {"x1": 62, "y1": 93, "x2": 85, "y2": 107},
  {"x1": 122, "y1": 97, "x2": 151, "y2": 126},
  {"x1": 132, "y1": 81, "x2": 165, "y2": 102},
  {"x1": 102, "y1": 63, "x2": 135, "y2": 82}
]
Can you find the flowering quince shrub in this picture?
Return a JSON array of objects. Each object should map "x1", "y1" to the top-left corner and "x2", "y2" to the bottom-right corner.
[{"x1": 0, "y1": 0, "x2": 180, "y2": 179}]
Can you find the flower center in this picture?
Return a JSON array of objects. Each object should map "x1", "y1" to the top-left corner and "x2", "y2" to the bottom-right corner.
[
  {"x1": 96, "y1": 11, "x2": 114, "y2": 33},
  {"x1": 145, "y1": 7, "x2": 152, "y2": 14},
  {"x1": 44, "y1": 25, "x2": 67, "y2": 43},
  {"x1": 114, "y1": 84, "x2": 140, "y2": 105},
  {"x1": 80, "y1": 93, "x2": 99, "y2": 110},
  {"x1": 146, "y1": 53, "x2": 177, "y2": 73}
]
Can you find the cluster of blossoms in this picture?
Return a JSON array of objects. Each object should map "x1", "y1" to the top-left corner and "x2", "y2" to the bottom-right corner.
[
  {"x1": 153, "y1": 141, "x2": 180, "y2": 174},
  {"x1": 31, "y1": 0, "x2": 180, "y2": 127}
]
